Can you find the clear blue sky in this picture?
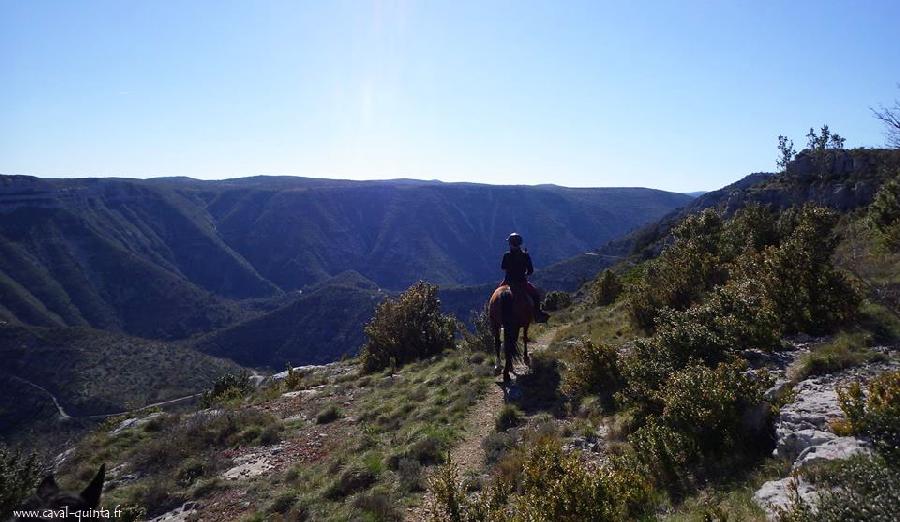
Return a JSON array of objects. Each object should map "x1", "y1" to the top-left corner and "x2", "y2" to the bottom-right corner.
[{"x1": 2, "y1": 1, "x2": 898, "y2": 192}]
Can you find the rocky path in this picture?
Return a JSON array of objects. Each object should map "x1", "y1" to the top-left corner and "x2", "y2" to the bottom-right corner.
[{"x1": 406, "y1": 327, "x2": 557, "y2": 521}]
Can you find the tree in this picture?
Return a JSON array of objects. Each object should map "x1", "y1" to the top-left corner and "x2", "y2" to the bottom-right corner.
[
  {"x1": 802, "y1": 125, "x2": 846, "y2": 176},
  {"x1": 776, "y1": 135, "x2": 796, "y2": 172},
  {"x1": 872, "y1": 85, "x2": 900, "y2": 149},
  {"x1": 591, "y1": 269, "x2": 622, "y2": 306}
]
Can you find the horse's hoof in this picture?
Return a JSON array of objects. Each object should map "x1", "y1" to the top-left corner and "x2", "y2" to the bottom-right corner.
[
  {"x1": 503, "y1": 373, "x2": 511, "y2": 385},
  {"x1": 523, "y1": 355, "x2": 531, "y2": 367}
]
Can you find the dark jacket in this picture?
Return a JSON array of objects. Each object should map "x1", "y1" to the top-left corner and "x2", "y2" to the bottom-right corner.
[{"x1": 501, "y1": 248, "x2": 534, "y2": 284}]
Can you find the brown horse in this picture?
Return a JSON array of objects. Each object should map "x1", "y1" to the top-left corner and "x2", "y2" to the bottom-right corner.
[{"x1": 488, "y1": 284, "x2": 533, "y2": 383}]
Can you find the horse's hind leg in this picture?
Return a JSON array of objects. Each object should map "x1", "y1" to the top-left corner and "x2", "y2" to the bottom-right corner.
[
  {"x1": 503, "y1": 343, "x2": 513, "y2": 384},
  {"x1": 492, "y1": 324, "x2": 502, "y2": 376},
  {"x1": 523, "y1": 325, "x2": 531, "y2": 367}
]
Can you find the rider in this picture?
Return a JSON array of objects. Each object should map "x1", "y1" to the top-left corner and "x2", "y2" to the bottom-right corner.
[{"x1": 501, "y1": 232, "x2": 550, "y2": 323}]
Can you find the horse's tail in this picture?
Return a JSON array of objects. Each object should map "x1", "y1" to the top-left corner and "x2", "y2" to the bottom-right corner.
[{"x1": 500, "y1": 289, "x2": 519, "y2": 361}]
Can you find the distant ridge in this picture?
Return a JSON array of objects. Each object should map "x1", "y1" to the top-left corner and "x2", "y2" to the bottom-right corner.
[{"x1": 0, "y1": 174, "x2": 691, "y2": 339}]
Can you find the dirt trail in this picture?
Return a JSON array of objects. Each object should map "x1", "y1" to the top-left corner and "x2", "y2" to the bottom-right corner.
[{"x1": 406, "y1": 327, "x2": 556, "y2": 520}]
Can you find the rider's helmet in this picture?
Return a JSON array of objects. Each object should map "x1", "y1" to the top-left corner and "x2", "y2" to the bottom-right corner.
[{"x1": 507, "y1": 232, "x2": 523, "y2": 247}]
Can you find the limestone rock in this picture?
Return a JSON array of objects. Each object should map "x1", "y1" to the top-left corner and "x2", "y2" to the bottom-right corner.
[
  {"x1": 794, "y1": 437, "x2": 872, "y2": 470},
  {"x1": 754, "y1": 477, "x2": 818, "y2": 520}
]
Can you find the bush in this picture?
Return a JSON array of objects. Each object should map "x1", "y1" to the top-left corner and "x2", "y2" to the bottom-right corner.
[
  {"x1": 619, "y1": 278, "x2": 777, "y2": 415},
  {"x1": 868, "y1": 175, "x2": 900, "y2": 251},
  {"x1": 764, "y1": 206, "x2": 860, "y2": 334},
  {"x1": 719, "y1": 203, "x2": 779, "y2": 258},
  {"x1": 283, "y1": 363, "x2": 304, "y2": 391},
  {"x1": 779, "y1": 454, "x2": 900, "y2": 521},
  {"x1": 629, "y1": 361, "x2": 768, "y2": 489},
  {"x1": 427, "y1": 439, "x2": 652, "y2": 522},
  {"x1": 514, "y1": 438, "x2": 652, "y2": 521},
  {"x1": 590, "y1": 269, "x2": 622, "y2": 306},
  {"x1": 837, "y1": 370, "x2": 900, "y2": 464},
  {"x1": 464, "y1": 307, "x2": 495, "y2": 354},
  {"x1": 542, "y1": 291, "x2": 572, "y2": 312},
  {"x1": 562, "y1": 339, "x2": 622, "y2": 411},
  {"x1": 494, "y1": 405, "x2": 523, "y2": 432},
  {"x1": 629, "y1": 209, "x2": 727, "y2": 330},
  {"x1": 200, "y1": 371, "x2": 254, "y2": 408},
  {"x1": 361, "y1": 281, "x2": 458, "y2": 372},
  {"x1": 0, "y1": 445, "x2": 43, "y2": 519},
  {"x1": 426, "y1": 458, "x2": 512, "y2": 521}
]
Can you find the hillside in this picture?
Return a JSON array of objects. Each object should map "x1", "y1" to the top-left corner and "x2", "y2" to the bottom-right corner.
[
  {"x1": 0, "y1": 324, "x2": 239, "y2": 446},
  {"x1": 24, "y1": 150, "x2": 900, "y2": 521},
  {"x1": 190, "y1": 272, "x2": 386, "y2": 368},
  {"x1": 4, "y1": 147, "x2": 898, "y2": 522},
  {"x1": 0, "y1": 175, "x2": 691, "y2": 341},
  {"x1": 536, "y1": 149, "x2": 900, "y2": 292}
]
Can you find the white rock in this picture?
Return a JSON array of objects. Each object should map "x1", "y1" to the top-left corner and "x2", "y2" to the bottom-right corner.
[
  {"x1": 774, "y1": 429, "x2": 837, "y2": 459},
  {"x1": 221, "y1": 445, "x2": 283, "y2": 480},
  {"x1": 754, "y1": 476, "x2": 818, "y2": 520},
  {"x1": 148, "y1": 501, "x2": 198, "y2": 521},
  {"x1": 110, "y1": 412, "x2": 165, "y2": 435},
  {"x1": 793, "y1": 437, "x2": 872, "y2": 470}
]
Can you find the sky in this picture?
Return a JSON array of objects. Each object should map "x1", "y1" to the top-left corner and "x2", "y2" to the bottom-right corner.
[{"x1": 1, "y1": 1, "x2": 899, "y2": 192}]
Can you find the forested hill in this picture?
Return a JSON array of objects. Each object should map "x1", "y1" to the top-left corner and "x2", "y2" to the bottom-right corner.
[{"x1": 0, "y1": 175, "x2": 691, "y2": 339}]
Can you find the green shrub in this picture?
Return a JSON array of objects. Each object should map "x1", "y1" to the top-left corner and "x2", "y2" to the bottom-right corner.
[
  {"x1": 837, "y1": 370, "x2": 900, "y2": 464},
  {"x1": 764, "y1": 205, "x2": 860, "y2": 334},
  {"x1": 562, "y1": 339, "x2": 622, "y2": 411},
  {"x1": 590, "y1": 269, "x2": 622, "y2": 306},
  {"x1": 719, "y1": 203, "x2": 779, "y2": 258},
  {"x1": 514, "y1": 352, "x2": 562, "y2": 407},
  {"x1": 629, "y1": 209, "x2": 727, "y2": 330},
  {"x1": 428, "y1": 439, "x2": 652, "y2": 522},
  {"x1": 542, "y1": 291, "x2": 572, "y2": 312},
  {"x1": 660, "y1": 361, "x2": 765, "y2": 451},
  {"x1": 200, "y1": 371, "x2": 254, "y2": 408},
  {"x1": 778, "y1": 454, "x2": 900, "y2": 521},
  {"x1": 514, "y1": 438, "x2": 652, "y2": 521},
  {"x1": 868, "y1": 175, "x2": 900, "y2": 251},
  {"x1": 426, "y1": 457, "x2": 512, "y2": 521},
  {"x1": 361, "y1": 281, "x2": 458, "y2": 372},
  {"x1": 283, "y1": 363, "x2": 304, "y2": 391},
  {"x1": 0, "y1": 445, "x2": 43, "y2": 519},
  {"x1": 464, "y1": 308, "x2": 495, "y2": 354},
  {"x1": 629, "y1": 361, "x2": 767, "y2": 489},
  {"x1": 494, "y1": 405, "x2": 523, "y2": 432},
  {"x1": 619, "y1": 280, "x2": 776, "y2": 415}
]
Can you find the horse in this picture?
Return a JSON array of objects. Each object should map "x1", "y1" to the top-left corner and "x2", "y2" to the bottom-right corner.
[
  {"x1": 15, "y1": 464, "x2": 105, "y2": 521},
  {"x1": 488, "y1": 284, "x2": 533, "y2": 383}
]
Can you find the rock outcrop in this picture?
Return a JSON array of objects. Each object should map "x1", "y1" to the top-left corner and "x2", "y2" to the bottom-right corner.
[{"x1": 752, "y1": 345, "x2": 898, "y2": 520}]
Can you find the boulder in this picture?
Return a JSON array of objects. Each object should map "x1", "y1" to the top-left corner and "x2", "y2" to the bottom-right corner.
[
  {"x1": 793, "y1": 437, "x2": 872, "y2": 470},
  {"x1": 754, "y1": 476, "x2": 818, "y2": 521}
]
